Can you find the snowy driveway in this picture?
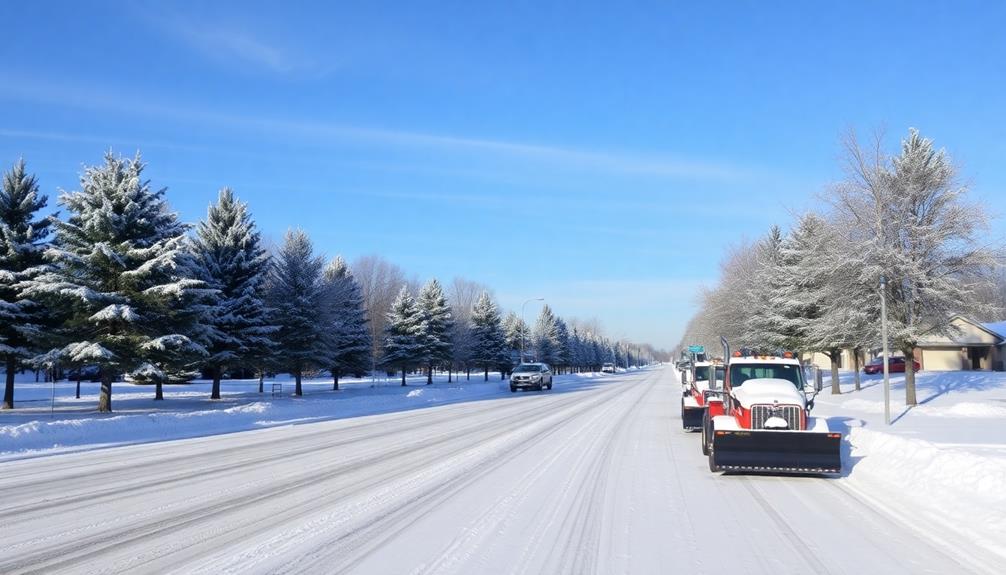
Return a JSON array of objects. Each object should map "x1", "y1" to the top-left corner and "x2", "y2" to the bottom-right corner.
[{"x1": 0, "y1": 367, "x2": 995, "y2": 574}]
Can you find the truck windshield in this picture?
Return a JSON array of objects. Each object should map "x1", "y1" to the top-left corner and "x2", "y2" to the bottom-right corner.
[
  {"x1": 729, "y1": 363, "x2": 804, "y2": 389},
  {"x1": 694, "y1": 366, "x2": 710, "y2": 381}
]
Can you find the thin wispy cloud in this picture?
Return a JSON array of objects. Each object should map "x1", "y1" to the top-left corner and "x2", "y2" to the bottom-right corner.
[
  {"x1": 138, "y1": 6, "x2": 330, "y2": 77},
  {"x1": 0, "y1": 77, "x2": 767, "y2": 185}
]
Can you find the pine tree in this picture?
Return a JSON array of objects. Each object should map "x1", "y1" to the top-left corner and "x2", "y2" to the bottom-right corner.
[
  {"x1": 448, "y1": 320, "x2": 473, "y2": 382},
  {"x1": 569, "y1": 326, "x2": 585, "y2": 373},
  {"x1": 533, "y1": 305, "x2": 559, "y2": 365},
  {"x1": 321, "y1": 256, "x2": 372, "y2": 390},
  {"x1": 771, "y1": 213, "x2": 827, "y2": 358},
  {"x1": 553, "y1": 318, "x2": 571, "y2": 374},
  {"x1": 383, "y1": 286, "x2": 425, "y2": 386},
  {"x1": 0, "y1": 160, "x2": 52, "y2": 409},
  {"x1": 501, "y1": 311, "x2": 526, "y2": 375},
  {"x1": 417, "y1": 278, "x2": 453, "y2": 385},
  {"x1": 744, "y1": 226, "x2": 784, "y2": 348},
  {"x1": 266, "y1": 229, "x2": 326, "y2": 396},
  {"x1": 21, "y1": 152, "x2": 203, "y2": 412},
  {"x1": 469, "y1": 291, "x2": 505, "y2": 381},
  {"x1": 190, "y1": 188, "x2": 275, "y2": 400},
  {"x1": 807, "y1": 217, "x2": 874, "y2": 393}
]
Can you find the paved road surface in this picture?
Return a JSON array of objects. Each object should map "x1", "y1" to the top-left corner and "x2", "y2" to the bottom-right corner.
[{"x1": 0, "y1": 367, "x2": 992, "y2": 574}]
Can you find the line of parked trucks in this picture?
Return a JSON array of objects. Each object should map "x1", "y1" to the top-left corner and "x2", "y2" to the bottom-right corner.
[{"x1": 677, "y1": 338, "x2": 842, "y2": 475}]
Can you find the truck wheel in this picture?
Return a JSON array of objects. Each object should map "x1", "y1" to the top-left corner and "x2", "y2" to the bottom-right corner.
[
  {"x1": 708, "y1": 449, "x2": 719, "y2": 473},
  {"x1": 701, "y1": 412, "x2": 711, "y2": 455},
  {"x1": 547, "y1": 379, "x2": 552, "y2": 390}
]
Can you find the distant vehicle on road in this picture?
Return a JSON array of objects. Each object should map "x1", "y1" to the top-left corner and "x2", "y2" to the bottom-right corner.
[
  {"x1": 601, "y1": 362, "x2": 616, "y2": 373},
  {"x1": 863, "y1": 356, "x2": 920, "y2": 374},
  {"x1": 510, "y1": 363, "x2": 553, "y2": 392}
]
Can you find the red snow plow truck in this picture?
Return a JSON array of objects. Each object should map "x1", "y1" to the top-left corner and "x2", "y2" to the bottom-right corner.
[
  {"x1": 702, "y1": 339, "x2": 842, "y2": 475},
  {"x1": 681, "y1": 357, "x2": 724, "y2": 431}
]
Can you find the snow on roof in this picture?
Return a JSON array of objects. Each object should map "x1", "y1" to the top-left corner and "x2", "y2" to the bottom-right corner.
[{"x1": 981, "y1": 321, "x2": 1006, "y2": 339}]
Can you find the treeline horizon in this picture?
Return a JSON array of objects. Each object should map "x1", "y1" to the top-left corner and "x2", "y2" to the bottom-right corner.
[{"x1": 0, "y1": 151, "x2": 667, "y2": 412}]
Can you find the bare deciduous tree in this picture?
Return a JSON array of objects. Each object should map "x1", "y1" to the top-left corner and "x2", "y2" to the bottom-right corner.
[{"x1": 351, "y1": 255, "x2": 409, "y2": 370}]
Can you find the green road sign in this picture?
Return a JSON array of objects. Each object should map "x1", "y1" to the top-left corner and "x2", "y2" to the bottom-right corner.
[{"x1": 688, "y1": 345, "x2": 705, "y2": 353}]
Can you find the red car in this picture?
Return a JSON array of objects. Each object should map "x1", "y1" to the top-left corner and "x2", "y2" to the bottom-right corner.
[{"x1": 863, "y1": 356, "x2": 920, "y2": 374}]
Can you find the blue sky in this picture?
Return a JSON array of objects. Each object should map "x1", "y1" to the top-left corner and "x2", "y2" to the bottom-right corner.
[{"x1": 1, "y1": 1, "x2": 1004, "y2": 350}]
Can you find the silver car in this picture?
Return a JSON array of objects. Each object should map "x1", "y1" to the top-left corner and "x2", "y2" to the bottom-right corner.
[{"x1": 510, "y1": 363, "x2": 553, "y2": 392}]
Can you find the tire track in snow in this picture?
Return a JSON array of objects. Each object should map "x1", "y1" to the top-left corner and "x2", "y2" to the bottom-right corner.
[
  {"x1": 412, "y1": 372, "x2": 654, "y2": 575},
  {"x1": 526, "y1": 370, "x2": 657, "y2": 574},
  {"x1": 0, "y1": 397, "x2": 512, "y2": 512},
  {"x1": 266, "y1": 379, "x2": 644, "y2": 575},
  {"x1": 0, "y1": 389, "x2": 596, "y2": 574},
  {"x1": 740, "y1": 477, "x2": 835, "y2": 575}
]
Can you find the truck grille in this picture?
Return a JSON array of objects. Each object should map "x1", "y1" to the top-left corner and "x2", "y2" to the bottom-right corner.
[{"x1": 751, "y1": 404, "x2": 803, "y2": 430}]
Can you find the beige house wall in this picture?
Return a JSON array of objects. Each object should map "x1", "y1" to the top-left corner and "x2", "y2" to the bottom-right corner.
[
  {"x1": 917, "y1": 317, "x2": 1000, "y2": 346},
  {"x1": 920, "y1": 347, "x2": 965, "y2": 371},
  {"x1": 917, "y1": 316, "x2": 1004, "y2": 371},
  {"x1": 810, "y1": 349, "x2": 860, "y2": 371}
]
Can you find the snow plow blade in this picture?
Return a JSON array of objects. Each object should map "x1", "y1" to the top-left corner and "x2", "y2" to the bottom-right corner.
[
  {"x1": 710, "y1": 430, "x2": 842, "y2": 474},
  {"x1": 682, "y1": 406, "x2": 704, "y2": 430}
]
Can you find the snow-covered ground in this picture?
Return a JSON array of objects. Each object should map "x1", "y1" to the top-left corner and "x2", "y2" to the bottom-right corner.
[
  {"x1": 0, "y1": 366, "x2": 1002, "y2": 574},
  {"x1": 813, "y1": 369, "x2": 1006, "y2": 564},
  {"x1": 0, "y1": 370, "x2": 610, "y2": 459}
]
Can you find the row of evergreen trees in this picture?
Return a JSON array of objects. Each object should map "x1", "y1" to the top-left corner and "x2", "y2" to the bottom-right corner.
[{"x1": 1, "y1": 152, "x2": 637, "y2": 412}]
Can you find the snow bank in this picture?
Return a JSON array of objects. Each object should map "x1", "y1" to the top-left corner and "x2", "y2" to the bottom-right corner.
[
  {"x1": 842, "y1": 422, "x2": 1006, "y2": 558},
  {"x1": 841, "y1": 397, "x2": 1006, "y2": 418},
  {"x1": 0, "y1": 402, "x2": 275, "y2": 456},
  {"x1": 814, "y1": 369, "x2": 1006, "y2": 563}
]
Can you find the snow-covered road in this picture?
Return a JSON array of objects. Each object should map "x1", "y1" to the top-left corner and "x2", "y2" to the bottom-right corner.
[{"x1": 0, "y1": 367, "x2": 994, "y2": 574}]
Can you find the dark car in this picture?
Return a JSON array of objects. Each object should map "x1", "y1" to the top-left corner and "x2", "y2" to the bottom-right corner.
[{"x1": 863, "y1": 356, "x2": 921, "y2": 374}]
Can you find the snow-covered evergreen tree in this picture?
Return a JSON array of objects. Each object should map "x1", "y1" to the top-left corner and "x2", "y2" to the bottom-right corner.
[
  {"x1": 189, "y1": 188, "x2": 275, "y2": 400},
  {"x1": 383, "y1": 286, "x2": 425, "y2": 386},
  {"x1": 417, "y1": 278, "x2": 453, "y2": 384},
  {"x1": 0, "y1": 160, "x2": 52, "y2": 409},
  {"x1": 770, "y1": 213, "x2": 827, "y2": 358},
  {"x1": 568, "y1": 326, "x2": 585, "y2": 372},
  {"x1": 500, "y1": 311, "x2": 526, "y2": 377},
  {"x1": 266, "y1": 229, "x2": 326, "y2": 396},
  {"x1": 553, "y1": 318, "x2": 571, "y2": 374},
  {"x1": 743, "y1": 226, "x2": 784, "y2": 348},
  {"x1": 805, "y1": 216, "x2": 874, "y2": 392},
  {"x1": 321, "y1": 256, "x2": 372, "y2": 390},
  {"x1": 448, "y1": 320, "x2": 473, "y2": 381},
  {"x1": 590, "y1": 336, "x2": 604, "y2": 370},
  {"x1": 533, "y1": 305, "x2": 559, "y2": 365},
  {"x1": 469, "y1": 291, "x2": 505, "y2": 381},
  {"x1": 21, "y1": 152, "x2": 204, "y2": 412}
]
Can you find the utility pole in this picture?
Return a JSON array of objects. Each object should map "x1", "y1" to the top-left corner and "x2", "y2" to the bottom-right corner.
[{"x1": 880, "y1": 275, "x2": 891, "y2": 425}]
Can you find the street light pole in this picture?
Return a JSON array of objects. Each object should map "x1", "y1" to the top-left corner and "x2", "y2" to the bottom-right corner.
[
  {"x1": 880, "y1": 275, "x2": 891, "y2": 426},
  {"x1": 521, "y1": 297, "x2": 544, "y2": 364}
]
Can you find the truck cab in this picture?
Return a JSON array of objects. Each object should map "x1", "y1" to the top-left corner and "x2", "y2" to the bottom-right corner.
[
  {"x1": 704, "y1": 347, "x2": 841, "y2": 474},
  {"x1": 680, "y1": 359, "x2": 724, "y2": 430}
]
